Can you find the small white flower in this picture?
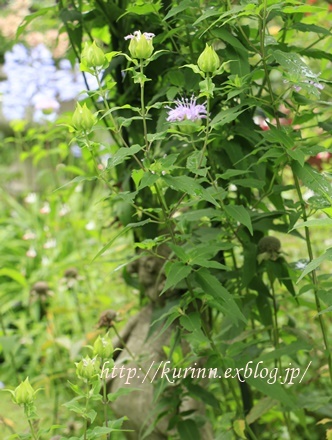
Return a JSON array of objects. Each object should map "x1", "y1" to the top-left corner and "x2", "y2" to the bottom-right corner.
[
  {"x1": 23, "y1": 231, "x2": 36, "y2": 240},
  {"x1": 85, "y1": 221, "x2": 95, "y2": 230},
  {"x1": 24, "y1": 193, "x2": 37, "y2": 204},
  {"x1": 43, "y1": 239, "x2": 56, "y2": 249},
  {"x1": 40, "y1": 202, "x2": 51, "y2": 214},
  {"x1": 26, "y1": 247, "x2": 37, "y2": 258}
]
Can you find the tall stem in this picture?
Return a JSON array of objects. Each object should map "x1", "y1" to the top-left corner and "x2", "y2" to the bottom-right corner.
[
  {"x1": 293, "y1": 172, "x2": 332, "y2": 383},
  {"x1": 139, "y1": 61, "x2": 149, "y2": 151}
]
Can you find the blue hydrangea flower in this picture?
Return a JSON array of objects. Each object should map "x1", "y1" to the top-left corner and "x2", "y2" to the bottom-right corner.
[
  {"x1": 0, "y1": 43, "x2": 98, "y2": 123},
  {"x1": 166, "y1": 96, "x2": 207, "y2": 122}
]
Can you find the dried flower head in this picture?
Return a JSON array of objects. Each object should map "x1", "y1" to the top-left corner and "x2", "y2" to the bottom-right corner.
[
  {"x1": 257, "y1": 236, "x2": 281, "y2": 263},
  {"x1": 64, "y1": 267, "x2": 79, "y2": 279},
  {"x1": 97, "y1": 309, "x2": 118, "y2": 329},
  {"x1": 30, "y1": 281, "x2": 53, "y2": 302}
]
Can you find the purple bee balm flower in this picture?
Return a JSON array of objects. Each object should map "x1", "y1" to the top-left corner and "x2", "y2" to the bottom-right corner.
[{"x1": 166, "y1": 96, "x2": 207, "y2": 122}]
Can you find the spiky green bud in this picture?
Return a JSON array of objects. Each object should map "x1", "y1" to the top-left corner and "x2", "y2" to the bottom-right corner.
[
  {"x1": 197, "y1": 44, "x2": 220, "y2": 74},
  {"x1": 93, "y1": 334, "x2": 114, "y2": 359},
  {"x1": 13, "y1": 378, "x2": 35, "y2": 405},
  {"x1": 81, "y1": 41, "x2": 107, "y2": 69},
  {"x1": 125, "y1": 31, "x2": 155, "y2": 60},
  {"x1": 76, "y1": 356, "x2": 100, "y2": 380},
  {"x1": 72, "y1": 102, "x2": 96, "y2": 133}
]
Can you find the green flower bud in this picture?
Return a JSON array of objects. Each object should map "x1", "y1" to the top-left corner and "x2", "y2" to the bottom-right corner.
[
  {"x1": 93, "y1": 333, "x2": 113, "y2": 359},
  {"x1": 177, "y1": 119, "x2": 203, "y2": 134},
  {"x1": 197, "y1": 44, "x2": 220, "y2": 74},
  {"x1": 76, "y1": 356, "x2": 100, "y2": 380},
  {"x1": 125, "y1": 31, "x2": 155, "y2": 60},
  {"x1": 81, "y1": 41, "x2": 106, "y2": 69},
  {"x1": 72, "y1": 102, "x2": 96, "y2": 132},
  {"x1": 13, "y1": 377, "x2": 35, "y2": 405}
]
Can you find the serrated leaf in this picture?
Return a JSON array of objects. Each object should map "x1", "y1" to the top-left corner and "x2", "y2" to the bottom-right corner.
[
  {"x1": 54, "y1": 175, "x2": 98, "y2": 191},
  {"x1": 92, "y1": 219, "x2": 152, "y2": 261},
  {"x1": 224, "y1": 204, "x2": 253, "y2": 235},
  {"x1": 297, "y1": 248, "x2": 332, "y2": 283},
  {"x1": 246, "y1": 397, "x2": 278, "y2": 425},
  {"x1": 272, "y1": 50, "x2": 318, "y2": 80},
  {"x1": 195, "y1": 269, "x2": 247, "y2": 324},
  {"x1": 162, "y1": 262, "x2": 191, "y2": 293},
  {"x1": 245, "y1": 376, "x2": 296, "y2": 409},
  {"x1": 107, "y1": 145, "x2": 143, "y2": 168},
  {"x1": 291, "y1": 22, "x2": 331, "y2": 36},
  {"x1": 16, "y1": 7, "x2": 55, "y2": 39},
  {"x1": 164, "y1": 0, "x2": 198, "y2": 20},
  {"x1": 291, "y1": 218, "x2": 332, "y2": 230},
  {"x1": 187, "y1": 383, "x2": 220, "y2": 408},
  {"x1": 211, "y1": 106, "x2": 246, "y2": 128},
  {"x1": 108, "y1": 387, "x2": 141, "y2": 402},
  {"x1": 180, "y1": 312, "x2": 201, "y2": 332},
  {"x1": 292, "y1": 162, "x2": 332, "y2": 203}
]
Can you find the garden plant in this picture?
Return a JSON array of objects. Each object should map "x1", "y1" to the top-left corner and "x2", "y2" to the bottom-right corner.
[{"x1": 1, "y1": 0, "x2": 332, "y2": 439}]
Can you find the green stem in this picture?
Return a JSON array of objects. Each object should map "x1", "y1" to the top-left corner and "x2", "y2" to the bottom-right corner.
[
  {"x1": 293, "y1": 172, "x2": 332, "y2": 383},
  {"x1": 101, "y1": 368, "x2": 110, "y2": 440},
  {"x1": 139, "y1": 61, "x2": 149, "y2": 151},
  {"x1": 27, "y1": 418, "x2": 38, "y2": 440}
]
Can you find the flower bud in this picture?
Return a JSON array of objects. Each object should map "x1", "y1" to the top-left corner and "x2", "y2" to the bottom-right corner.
[
  {"x1": 197, "y1": 44, "x2": 220, "y2": 74},
  {"x1": 81, "y1": 41, "x2": 106, "y2": 69},
  {"x1": 125, "y1": 31, "x2": 155, "y2": 60},
  {"x1": 13, "y1": 377, "x2": 35, "y2": 405},
  {"x1": 93, "y1": 334, "x2": 113, "y2": 359},
  {"x1": 76, "y1": 356, "x2": 100, "y2": 380},
  {"x1": 72, "y1": 102, "x2": 96, "y2": 132}
]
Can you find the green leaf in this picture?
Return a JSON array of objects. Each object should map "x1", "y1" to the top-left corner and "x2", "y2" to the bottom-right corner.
[
  {"x1": 177, "y1": 419, "x2": 201, "y2": 440},
  {"x1": 107, "y1": 145, "x2": 143, "y2": 168},
  {"x1": 180, "y1": 312, "x2": 201, "y2": 332},
  {"x1": 211, "y1": 28, "x2": 247, "y2": 53},
  {"x1": 291, "y1": 218, "x2": 332, "y2": 230},
  {"x1": 259, "y1": 340, "x2": 312, "y2": 362},
  {"x1": 288, "y1": 149, "x2": 305, "y2": 166},
  {"x1": 92, "y1": 219, "x2": 152, "y2": 261},
  {"x1": 107, "y1": 388, "x2": 141, "y2": 403},
  {"x1": 224, "y1": 204, "x2": 253, "y2": 235},
  {"x1": 242, "y1": 243, "x2": 257, "y2": 287},
  {"x1": 54, "y1": 175, "x2": 98, "y2": 191},
  {"x1": 0, "y1": 268, "x2": 27, "y2": 286},
  {"x1": 283, "y1": 5, "x2": 325, "y2": 14},
  {"x1": 187, "y1": 382, "x2": 220, "y2": 408},
  {"x1": 162, "y1": 262, "x2": 191, "y2": 293},
  {"x1": 131, "y1": 169, "x2": 144, "y2": 190},
  {"x1": 272, "y1": 50, "x2": 318, "y2": 80},
  {"x1": 211, "y1": 106, "x2": 247, "y2": 128},
  {"x1": 164, "y1": 0, "x2": 198, "y2": 21},
  {"x1": 262, "y1": 124, "x2": 294, "y2": 149},
  {"x1": 245, "y1": 376, "x2": 296, "y2": 409},
  {"x1": 291, "y1": 22, "x2": 331, "y2": 36},
  {"x1": 218, "y1": 169, "x2": 250, "y2": 179},
  {"x1": 16, "y1": 7, "x2": 55, "y2": 39},
  {"x1": 297, "y1": 248, "x2": 332, "y2": 283},
  {"x1": 195, "y1": 269, "x2": 247, "y2": 324},
  {"x1": 292, "y1": 162, "x2": 332, "y2": 204},
  {"x1": 246, "y1": 397, "x2": 278, "y2": 425}
]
